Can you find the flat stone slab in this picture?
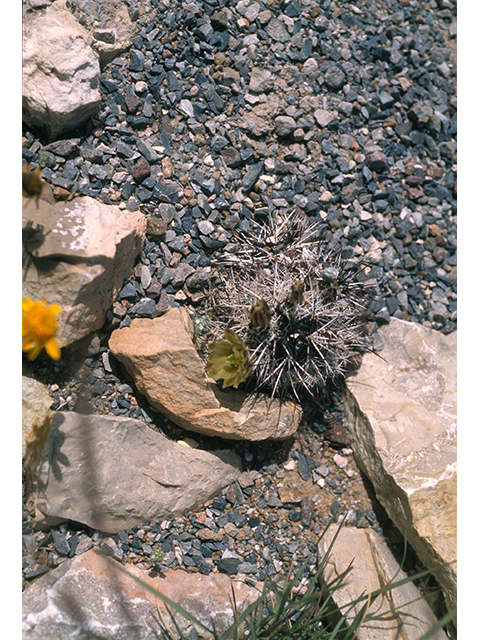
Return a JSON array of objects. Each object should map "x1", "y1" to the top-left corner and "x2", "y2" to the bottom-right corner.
[
  {"x1": 318, "y1": 525, "x2": 448, "y2": 640},
  {"x1": 109, "y1": 307, "x2": 302, "y2": 441},
  {"x1": 23, "y1": 549, "x2": 261, "y2": 639},
  {"x1": 25, "y1": 412, "x2": 242, "y2": 533},
  {"x1": 343, "y1": 318, "x2": 456, "y2": 615}
]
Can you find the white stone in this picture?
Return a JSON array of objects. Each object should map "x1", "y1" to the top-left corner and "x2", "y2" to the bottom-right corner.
[
  {"x1": 333, "y1": 454, "x2": 348, "y2": 469},
  {"x1": 140, "y1": 265, "x2": 152, "y2": 290},
  {"x1": 178, "y1": 99, "x2": 194, "y2": 118},
  {"x1": 319, "y1": 190, "x2": 334, "y2": 202},
  {"x1": 302, "y1": 57, "x2": 319, "y2": 75},
  {"x1": 22, "y1": 0, "x2": 101, "y2": 140},
  {"x1": 197, "y1": 220, "x2": 215, "y2": 235},
  {"x1": 343, "y1": 318, "x2": 457, "y2": 617},
  {"x1": 318, "y1": 526, "x2": 448, "y2": 639},
  {"x1": 248, "y1": 67, "x2": 274, "y2": 94},
  {"x1": 314, "y1": 109, "x2": 335, "y2": 128}
]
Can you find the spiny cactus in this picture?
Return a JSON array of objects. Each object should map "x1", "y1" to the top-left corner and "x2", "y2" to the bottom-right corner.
[{"x1": 202, "y1": 208, "x2": 378, "y2": 401}]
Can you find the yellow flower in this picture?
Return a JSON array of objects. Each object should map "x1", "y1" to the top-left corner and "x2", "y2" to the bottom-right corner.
[
  {"x1": 206, "y1": 330, "x2": 250, "y2": 388},
  {"x1": 22, "y1": 297, "x2": 62, "y2": 360}
]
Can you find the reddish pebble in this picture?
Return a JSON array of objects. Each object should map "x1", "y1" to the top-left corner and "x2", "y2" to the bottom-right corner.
[
  {"x1": 162, "y1": 156, "x2": 174, "y2": 179},
  {"x1": 365, "y1": 151, "x2": 388, "y2": 172},
  {"x1": 124, "y1": 91, "x2": 141, "y2": 114},
  {"x1": 432, "y1": 245, "x2": 449, "y2": 263},
  {"x1": 131, "y1": 158, "x2": 151, "y2": 182},
  {"x1": 407, "y1": 186, "x2": 424, "y2": 200},
  {"x1": 405, "y1": 174, "x2": 423, "y2": 186}
]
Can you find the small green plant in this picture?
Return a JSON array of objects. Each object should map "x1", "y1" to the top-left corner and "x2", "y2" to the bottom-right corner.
[
  {"x1": 150, "y1": 547, "x2": 166, "y2": 565},
  {"x1": 192, "y1": 314, "x2": 212, "y2": 337}
]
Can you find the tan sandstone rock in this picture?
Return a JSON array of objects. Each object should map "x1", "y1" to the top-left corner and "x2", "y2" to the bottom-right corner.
[
  {"x1": 343, "y1": 318, "x2": 457, "y2": 616},
  {"x1": 248, "y1": 66, "x2": 274, "y2": 93},
  {"x1": 25, "y1": 412, "x2": 242, "y2": 533},
  {"x1": 23, "y1": 195, "x2": 146, "y2": 347},
  {"x1": 22, "y1": 549, "x2": 261, "y2": 640},
  {"x1": 23, "y1": 0, "x2": 101, "y2": 140},
  {"x1": 318, "y1": 525, "x2": 448, "y2": 640},
  {"x1": 22, "y1": 368, "x2": 53, "y2": 459},
  {"x1": 108, "y1": 307, "x2": 302, "y2": 440}
]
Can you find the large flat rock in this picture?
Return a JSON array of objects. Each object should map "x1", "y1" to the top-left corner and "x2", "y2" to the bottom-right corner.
[
  {"x1": 23, "y1": 549, "x2": 260, "y2": 639},
  {"x1": 25, "y1": 412, "x2": 242, "y2": 533},
  {"x1": 343, "y1": 318, "x2": 456, "y2": 615},
  {"x1": 109, "y1": 307, "x2": 302, "y2": 441},
  {"x1": 318, "y1": 525, "x2": 448, "y2": 640}
]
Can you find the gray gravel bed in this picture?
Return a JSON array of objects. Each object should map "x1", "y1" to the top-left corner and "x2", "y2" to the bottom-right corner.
[{"x1": 22, "y1": 0, "x2": 456, "y2": 593}]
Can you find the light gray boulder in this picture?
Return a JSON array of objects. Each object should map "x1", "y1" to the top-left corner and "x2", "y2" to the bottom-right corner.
[
  {"x1": 22, "y1": 194, "x2": 146, "y2": 347},
  {"x1": 343, "y1": 318, "x2": 457, "y2": 618},
  {"x1": 24, "y1": 412, "x2": 242, "y2": 533},
  {"x1": 22, "y1": 549, "x2": 260, "y2": 640},
  {"x1": 23, "y1": 0, "x2": 101, "y2": 140}
]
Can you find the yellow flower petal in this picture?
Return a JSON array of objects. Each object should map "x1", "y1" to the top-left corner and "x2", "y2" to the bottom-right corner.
[
  {"x1": 206, "y1": 330, "x2": 250, "y2": 388},
  {"x1": 22, "y1": 297, "x2": 62, "y2": 361},
  {"x1": 45, "y1": 339, "x2": 61, "y2": 360}
]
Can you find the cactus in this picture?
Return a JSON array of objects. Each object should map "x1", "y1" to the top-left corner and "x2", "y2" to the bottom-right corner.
[{"x1": 202, "y1": 209, "x2": 377, "y2": 401}]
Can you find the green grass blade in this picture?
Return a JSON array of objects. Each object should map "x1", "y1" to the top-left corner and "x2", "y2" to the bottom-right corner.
[
  {"x1": 102, "y1": 523, "x2": 453, "y2": 640},
  {"x1": 104, "y1": 555, "x2": 216, "y2": 636},
  {"x1": 416, "y1": 607, "x2": 457, "y2": 640}
]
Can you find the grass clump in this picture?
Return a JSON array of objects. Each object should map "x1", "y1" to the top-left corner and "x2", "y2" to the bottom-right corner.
[{"x1": 107, "y1": 523, "x2": 455, "y2": 640}]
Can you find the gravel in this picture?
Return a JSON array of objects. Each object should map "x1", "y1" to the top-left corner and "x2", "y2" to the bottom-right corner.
[{"x1": 22, "y1": 0, "x2": 456, "y2": 592}]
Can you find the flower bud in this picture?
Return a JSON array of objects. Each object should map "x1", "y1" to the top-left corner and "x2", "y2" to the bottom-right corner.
[{"x1": 249, "y1": 298, "x2": 272, "y2": 330}]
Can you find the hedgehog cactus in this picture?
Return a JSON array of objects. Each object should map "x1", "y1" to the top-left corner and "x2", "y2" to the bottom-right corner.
[{"x1": 202, "y1": 209, "x2": 377, "y2": 401}]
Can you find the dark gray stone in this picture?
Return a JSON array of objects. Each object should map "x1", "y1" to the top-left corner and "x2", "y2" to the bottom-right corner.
[
  {"x1": 216, "y1": 558, "x2": 241, "y2": 575},
  {"x1": 242, "y1": 161, "x2": 264, "y2": 193},
  {"x1": 52, "y1": 531, "x2": 71, "y2": 556},
  {"x1": 130, "y1": 298, "x2": 157, "y2": 318},
  {"x1": 297, "y1": 452, "x2": 318, "y2": 481},
  {"x1": 324, "y1": 65, "x2": 347, "y2": 90},
  {"x1": 129, "y1": 49, "x2": 145, "y2": 72},
  {"x1": 116, "y1": 140, "x2": 135, "y2": 159},
  {"x1": 44, "y1": 139, "x2": 81, "y2": 157}
]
